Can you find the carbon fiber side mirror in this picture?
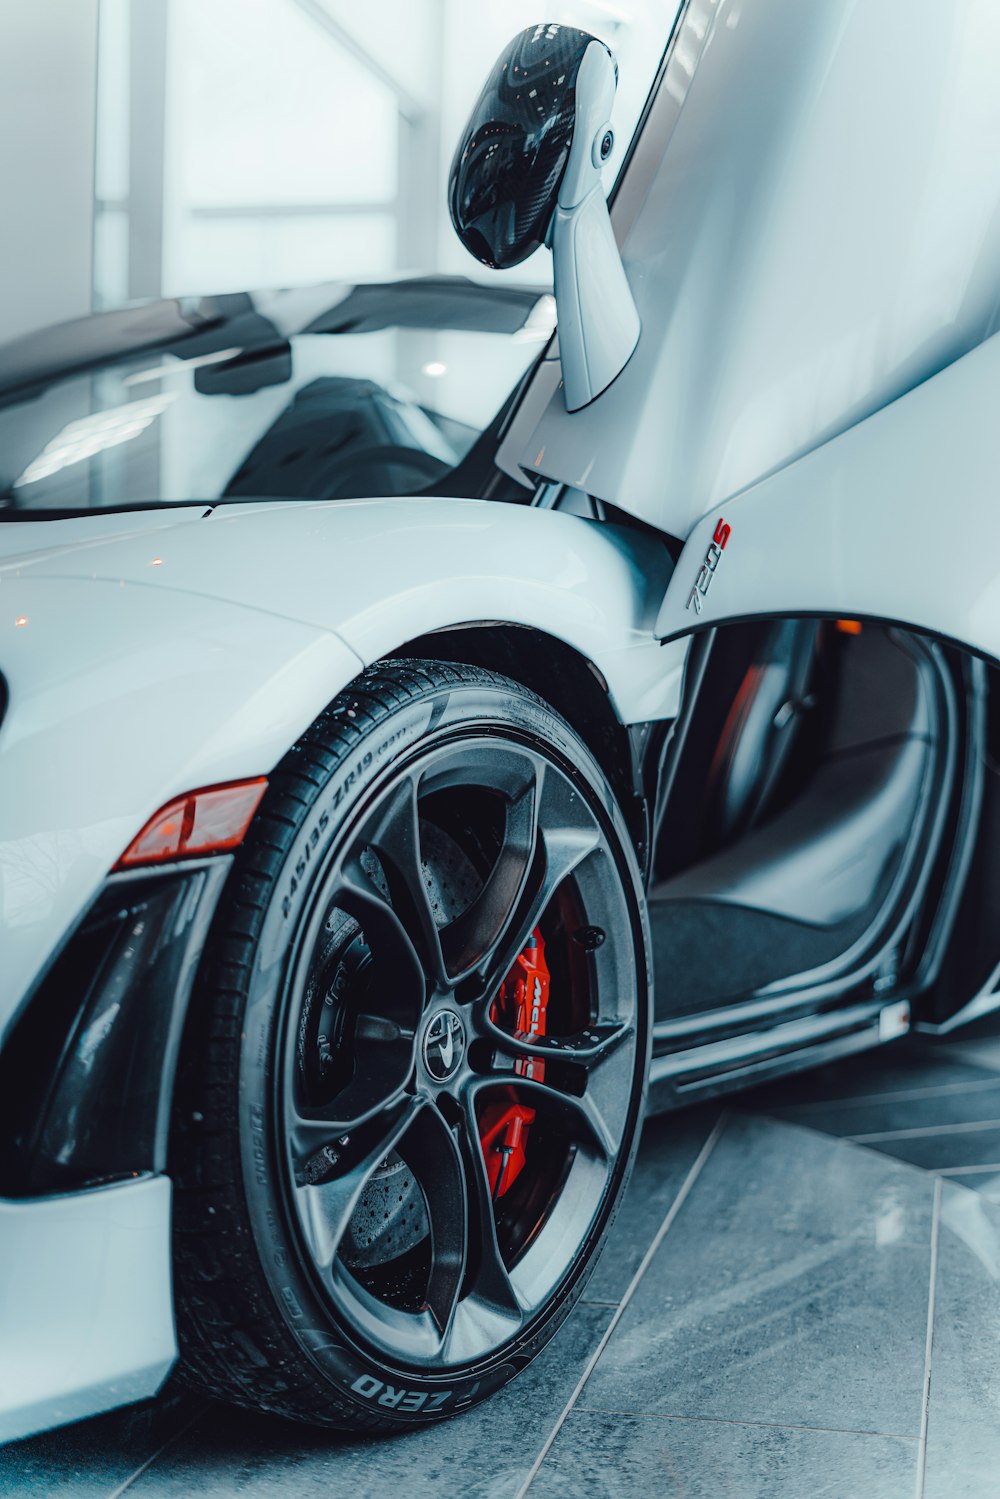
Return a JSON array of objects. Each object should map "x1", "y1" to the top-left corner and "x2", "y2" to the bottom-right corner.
[{"x1": 449, "y1": 23, "x2": 640, "y2": 412}]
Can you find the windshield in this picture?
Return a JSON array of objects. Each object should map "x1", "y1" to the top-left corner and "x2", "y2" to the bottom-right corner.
[
  {"x1": 1, "y1": 1, "x2": 677, "y2": 516},
  {"x1": 0, "y1": 279, "x2": 553, "y2": 515}
]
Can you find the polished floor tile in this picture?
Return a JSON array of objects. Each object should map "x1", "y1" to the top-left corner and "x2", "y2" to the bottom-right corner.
[
  {"x1": 124, "y1": 1306, "x2": 613, "y2": 1499},
  {"x1": 944, "y1": 1038, "x2": 1000, "y2": 1076},
  {"x1": 661, "y1": 1110, "x2": 934, "y2": 1249},
  {"x1": 0, "y1": 1385, "x2": 200, "y2": 1499},
  {"x1": 938, "y1": 1166, "x2": 1000, "y2": 1200},
  {"x1": 853, "y1": 1126, "x2": 1000, "y2": 1172},
  {"x1": 531, "y1": 1411, "x2": 918, "y2": 1499},
  {"x1": 585, "y1": 1107, "x2": 720, "y2": 1304},
  {"x1": 580, "y1": 1115, "x2": 934, "y2": 1436},
  {"x1": 922, "y1": 1184, "x2": 1000, "y2": 1499},
  {"x1": 764, "y1": 1083, "x2": 1000, "y2": 1141},
  {"x1": 745, "y1": 1044, "x2": 999, "y2": 1113}
]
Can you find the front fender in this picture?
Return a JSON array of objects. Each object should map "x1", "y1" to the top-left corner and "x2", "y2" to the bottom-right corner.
[
  {"x1": 0, "y1": 576, "x2": 361, "y2": 1022},
  {"x1": 10, "y1": 497, "x2": 680, "y2": 724},
  {"x1": 1, "y1": 499, "x2": 680, "y2": 1021}
]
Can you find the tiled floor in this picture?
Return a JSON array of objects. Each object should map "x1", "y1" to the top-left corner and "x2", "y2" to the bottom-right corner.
[{"x1": 6, "y1": 1028, "x2": 1000, "y2": 1498}]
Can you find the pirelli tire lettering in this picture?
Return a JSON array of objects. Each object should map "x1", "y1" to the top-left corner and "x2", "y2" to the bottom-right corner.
[
  {"x1": 349, "y1": 1375, "x2": 486, "y2": 1413},
  {"x1": 350, "y1": 1377, "x2": 453, "y2": 1412}
]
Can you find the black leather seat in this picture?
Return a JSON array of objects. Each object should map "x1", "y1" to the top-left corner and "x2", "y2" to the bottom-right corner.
[{"x1": 705, "y1": 619, "x2": 820, "y2": 842}]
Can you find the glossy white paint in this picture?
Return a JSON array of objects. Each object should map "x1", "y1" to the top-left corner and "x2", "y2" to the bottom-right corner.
[
  {"x1": 0, "y1": 497, "x2": 680, "y2": 1024},
  {"x1": 552, "y1": 41, "x2": 641, "y2": 410},
  {"x1": 0, "y1": 1177, "x2": 174, "y2": 1443},
  {"x1": 0, "y1": 573, "x2": 361, "y2": 1024},
  {"x1": 2, "y1": 496, "x2": 679, "y2": 713},
  {"x1": 655, "y1": 328, "x2": 1000, "y2": 663},
  {"x1": 505, "y1": 0, "x2": 1000, "y2": 537}
]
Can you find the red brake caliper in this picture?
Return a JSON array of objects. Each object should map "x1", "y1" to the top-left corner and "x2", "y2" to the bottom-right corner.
[{"x1": 479, "y1": 929, "x2": 551, "y2": 1200}]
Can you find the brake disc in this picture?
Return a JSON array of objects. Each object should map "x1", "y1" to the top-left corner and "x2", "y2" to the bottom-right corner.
[{"x1": 337, "y1": 822, "x2": 482, "y2": 1270}]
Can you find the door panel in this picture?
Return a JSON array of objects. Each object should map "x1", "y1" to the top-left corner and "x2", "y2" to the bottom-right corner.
[
  {"x1": 912, "y1": 656, "x2": 1000, "y2": 1034},
  {"x1": 655, "y1": 330, "x2": 1000, "y2": 666}
]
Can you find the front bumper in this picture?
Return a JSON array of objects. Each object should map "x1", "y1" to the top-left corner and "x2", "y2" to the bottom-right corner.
[
  {"x1": 0, "y1": 858, "x2": 229, "y2": 1442},
  {"x1": 1, "y1": 859, "x2": 230, "y2": 1197},
  {"x1": 0, "y1": 1176, "x2": 174, "y2": 1443}
]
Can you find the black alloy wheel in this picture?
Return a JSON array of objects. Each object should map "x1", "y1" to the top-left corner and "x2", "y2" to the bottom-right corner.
[{"x1": 172, "y1": 662, "x2": 650, "y2": 1430}]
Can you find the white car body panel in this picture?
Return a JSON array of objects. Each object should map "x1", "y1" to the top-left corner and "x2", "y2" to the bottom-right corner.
[
  {"x1": 0, "y1": 576, "x2": 361, "y2": 1025},
  {"x1": 0, "y1": 1177, "x2": 174, "y2": 1443},
  {"x1": 0, "y1": 498, "x2": 679, "y2": 1028},
  {"x1": 656, "y1": 328, "x2": 1000, "y2": 663},
  {"x1": 502, "y1": 0, "x2": 1000, "y2": 540},
  {"x1": 2, "y1": 498, "x2": 678, "y2": 723}
]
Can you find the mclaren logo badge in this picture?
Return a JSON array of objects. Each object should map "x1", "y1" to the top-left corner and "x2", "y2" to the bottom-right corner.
[{"x1": 422, "y1": 1009, "x2": 466, "y2": 1082}]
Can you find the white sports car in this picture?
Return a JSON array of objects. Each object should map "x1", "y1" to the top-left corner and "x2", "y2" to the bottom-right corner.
[{"x1": 3, "y1": 3, "x2": 1000, "y2": 1443}]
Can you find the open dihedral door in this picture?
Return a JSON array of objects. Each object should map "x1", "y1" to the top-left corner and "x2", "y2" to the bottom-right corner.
[
  {"x1": 499, "y1": 0, "x2": 1000, "y2": 547},
  {"x1": 655, "y1": 328, "x2": 1000, "y2": 662},
  {"x1": 493, "y1": 0, "x2": 1000, "y2": 1067}
]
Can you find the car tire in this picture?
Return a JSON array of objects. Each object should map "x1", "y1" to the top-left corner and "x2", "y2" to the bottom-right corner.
[{"x1": 171, "y1": 659, "x2": 650, "y2": 1430}]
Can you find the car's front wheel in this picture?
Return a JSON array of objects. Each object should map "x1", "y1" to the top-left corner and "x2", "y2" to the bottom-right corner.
[{"x1": 172, "y1": 660, "x2": 650, "y2": 1429}]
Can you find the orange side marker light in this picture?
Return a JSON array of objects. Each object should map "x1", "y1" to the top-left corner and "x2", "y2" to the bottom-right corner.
[{"x1": 115, "y1": 777, "x2": 267, "y2": 869}]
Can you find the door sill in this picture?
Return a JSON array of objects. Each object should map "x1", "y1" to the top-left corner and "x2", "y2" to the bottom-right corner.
[{"x1": 647, "y1": 999, "x2": 909, "y2": 1112}]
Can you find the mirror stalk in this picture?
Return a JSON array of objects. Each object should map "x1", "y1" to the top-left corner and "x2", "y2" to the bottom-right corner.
[{"x1": 551, "y1": 42, "x2": 640, "y2": 411}]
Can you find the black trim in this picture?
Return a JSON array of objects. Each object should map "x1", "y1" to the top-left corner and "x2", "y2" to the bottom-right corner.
[
  {"x1": 0, "y1": 859, "x2": 229, "y2": 1195},
  {"x1": 909, "y1": 654, "x2": 987, "y2": 1007},
  {"x1": 647, "y1": 999, "x2": 889, "y2": 1112},
  {"x1": 659, "y1": 607, "x2": 1000, "y2": 671}
]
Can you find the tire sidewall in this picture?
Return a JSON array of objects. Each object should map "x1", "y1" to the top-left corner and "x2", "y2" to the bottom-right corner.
[{"x1": 235, "y1": 671, "x2": 651, "y2": 1425}]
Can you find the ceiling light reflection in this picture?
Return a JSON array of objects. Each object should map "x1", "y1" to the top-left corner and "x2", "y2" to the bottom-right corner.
[
  {"x1": 123, "y1": 347, "x2": 243, "y2": 387},
  {"x1": 13, "y1": 394, "x2": 178, "y2": 488},
  {"x1": 514, "y1": 294, "x2": 557, "y2": 343}
]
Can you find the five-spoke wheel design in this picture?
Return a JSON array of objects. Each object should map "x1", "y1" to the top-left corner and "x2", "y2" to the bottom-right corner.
[{"x1": 279, "y1": 737, "x2": 640, "y2": 1370}]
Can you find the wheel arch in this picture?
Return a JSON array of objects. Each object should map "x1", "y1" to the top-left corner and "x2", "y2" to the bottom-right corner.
[
  {"x1": 385, "y1": 622, "x2": 651, "y2": 869},
  {"x1": 170, "y1": 655, "x2": 652, "y2": 1429}
]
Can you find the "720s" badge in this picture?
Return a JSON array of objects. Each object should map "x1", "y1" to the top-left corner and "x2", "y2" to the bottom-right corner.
[{"x1": 686, "y1": 518, "x2": 731, "y2": 614}]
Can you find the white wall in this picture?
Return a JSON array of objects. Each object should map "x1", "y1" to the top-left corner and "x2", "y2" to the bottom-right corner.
[
  {"x1": 0, "y1": 0, "x2": 100, "y2": 342},
  {"x1": 160, "y1": 0, "x2": 427, "y2": 296}
]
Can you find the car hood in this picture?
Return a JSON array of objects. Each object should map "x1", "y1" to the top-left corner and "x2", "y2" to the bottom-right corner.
[
  {"x1": 0, "y1": 502, "x2": 270, "y2": 565},
  {"x1": 0, "y1": 492, "x2": 674, "y2": 708},
  {"x1": 0, "y1": 492, "x2": 638, "y2": 631}
]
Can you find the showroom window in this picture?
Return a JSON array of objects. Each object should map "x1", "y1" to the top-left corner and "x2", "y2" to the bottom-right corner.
[{"x1": 92, "y1": 0, "x2": 677, "y2": 303}]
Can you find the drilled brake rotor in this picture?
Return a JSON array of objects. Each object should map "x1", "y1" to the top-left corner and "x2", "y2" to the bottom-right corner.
[{"x1": 305, "y1": 823, "x2": 483, "y2": 1270}]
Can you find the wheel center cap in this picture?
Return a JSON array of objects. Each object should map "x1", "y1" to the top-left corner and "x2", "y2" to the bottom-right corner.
[{"x1": 422, "y1": 1007, "x2": 466, "y2": 1082}]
